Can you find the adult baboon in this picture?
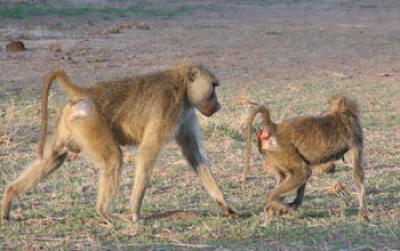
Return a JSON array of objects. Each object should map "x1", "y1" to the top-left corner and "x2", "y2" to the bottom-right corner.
[
  {"x1": 242, "y1": 96, "x2": 368, "y2": 219},
  {"x1": 2, "y1": 62, "x2": 238, "y2": 223}
]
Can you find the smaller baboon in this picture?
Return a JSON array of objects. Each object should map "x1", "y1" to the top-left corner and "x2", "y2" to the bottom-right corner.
[
  {"x1": 247, "y1": 100, "x2": 337, "y2": 175},
  {"x1": 255, "y1": 111, "x2": 339, "y2": 175},
  {"x1": 2, "y1": 62, "x2": 239, "y2": 223},
  {"x1": 242, "y1": 96, "x2": 368, "y2": 220}
]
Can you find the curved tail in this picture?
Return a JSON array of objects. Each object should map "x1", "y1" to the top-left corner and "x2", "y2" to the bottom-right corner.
[
  {"x1": 241, "y1": 105, "x2": 274, "y2": 185},
  {"x1": 38, "y1": 69, "x2": 85, "y2": 158}
]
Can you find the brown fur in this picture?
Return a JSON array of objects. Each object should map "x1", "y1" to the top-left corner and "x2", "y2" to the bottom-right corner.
[
  {"x1": 2, "y1": 62, "x2": 238, "y2": 223},
  {"x1": 242, "y1": 96, "x2": 368, "y2": 220},
  {"x1": 263, "y1": 161, "x2": 336, "y2": 176},
  {"x1": 314, "y1": 162, "x2": 336, "y2": 173}
]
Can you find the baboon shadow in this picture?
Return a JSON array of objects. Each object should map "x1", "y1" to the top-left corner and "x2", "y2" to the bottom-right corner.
[
  {"x1": 142, "y1": 209, "x2": 252, "y2": 221},
  {"x1": 143, "y1": 210, "x2": 196, "y2": 221}
]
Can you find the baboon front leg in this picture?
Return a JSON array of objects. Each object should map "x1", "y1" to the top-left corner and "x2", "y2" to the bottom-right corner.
[
  {"x1": 351, "y1": 145, "x2": 368, "y2": 220},
  {"x1": 130, "y1": 136, "x2": 163, "y2": 222},
  {"x1": 265, "y1": 163, "x2": 305, "y2": 209},
  {"x1": 2, "y1": 136, "x2": 68, "y2": 222},
  {"x1": 176, "y1": 117, "x2": 238, "y2": 217},
  {"x1": 263, "y1": 164, "x2": 306, "y2": 208},
  {"x1": 94, "y1": 149, "x2": 121, "y2": 223}
]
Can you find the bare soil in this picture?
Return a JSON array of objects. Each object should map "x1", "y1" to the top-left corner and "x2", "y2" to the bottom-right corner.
[{"x1": 1, "y1": 0, "x2": 399, "y2": 93}]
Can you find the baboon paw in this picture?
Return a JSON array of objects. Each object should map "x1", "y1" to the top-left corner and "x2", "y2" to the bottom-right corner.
[
  {"x1": 96, "y1": 210, "x2": 113, "y2": 225},
  {"x1": 281, "y1": 208, "x2": 295, "y2": 217},
  {"x1": 89, "y1": 218, "x2": 114, "y2": 228},
  {"x1": 265, "y1": 202, "x2": 294, "y2": 218},
  {"x1": 132, "y1": 214, "x2": 140, "y2": 222},
  {"x1": 288, "y1": 201, "x2": 302, "y2": 209},
  {"x1": 266, "y1": 208, "x2": 294, "y2": 218},
  {"x1": 116, "y1": 213, "x2": 132, "y2": 222},
  {"x1": 2, "y1": 215, "x2": 10, "y2": 224},
  {"x1": 226, "y1": 207, "x2": 241, "y2": 218},
  {"x1": 98, "y1": 216, "x2": 114, "y2": 228},
  {"x1": 239, "y1": 177, "x2": 248, "y2": 189},
  {"x1": 359, "y1": 209, "x2": 369, "y2": 221},
  {"x1": 217, "y1": 201, "x2": 239, "y2": 217},
  {"x1": 101, "y1": 217, "x2": 113, "y2": 227}
]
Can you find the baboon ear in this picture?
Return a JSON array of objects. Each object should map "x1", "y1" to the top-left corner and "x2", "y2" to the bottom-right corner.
[
  {"x1": 188, "y1": 65, "x2": 199, "y2": 82},
  {"x1": 328, "y1": 96, "x2": 341, "y2": 110},
  {"x1": 338, "y1": 97, "x2": 346, "y2": 110},
  {"x1": 328, "y1": 96, "x2": 338, "y2": 106}
]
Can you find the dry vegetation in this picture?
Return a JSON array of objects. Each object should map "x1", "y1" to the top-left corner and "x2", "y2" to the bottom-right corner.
[{"x1": 1, "y1": 0, "x2": 399, "y2": 250}]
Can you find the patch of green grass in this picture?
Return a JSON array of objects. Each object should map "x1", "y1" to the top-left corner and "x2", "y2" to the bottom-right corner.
[
  {"x1": 204, "y1": 122, "x2": 242, "y2": 140},
  {"x1": 0, "y1": 3, "x2": 193, "y2": 19},
  {"x1": 0, "y1": 4, "x2": 89, "y2": 19},
  {"x1": 187, "y1": 24, "x2": 229, "y2": 30},
  {"x1": 263, "y1": 31, "x2": 283, "y2": 35}
]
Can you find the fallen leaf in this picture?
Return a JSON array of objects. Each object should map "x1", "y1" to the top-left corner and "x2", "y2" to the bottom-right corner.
[
  {"x1": 48, "y1": 42, "x2": 61, "y2": 52},
  {"x1": 236, "y1": 97, "x2": 258, "y2": 106},
  {"x1": 321, "y1": 181, "x2": 350, "y2": 196}
]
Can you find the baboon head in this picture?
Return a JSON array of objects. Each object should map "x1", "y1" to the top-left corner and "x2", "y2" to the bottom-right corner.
[
  {"x1": 328, "y1": 95, "x2": 359, "y2": 116},
  {"x1": 186, "y1": 64, "x2": 221, "y2": 117}
]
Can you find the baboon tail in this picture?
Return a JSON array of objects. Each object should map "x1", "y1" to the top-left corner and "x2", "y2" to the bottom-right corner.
[
  {"x1": 38, "y1": 69, "x2": 85, "y2": 158},
  {"x1": 241, "y1": 105, "x2": 272, "y2": 185}
]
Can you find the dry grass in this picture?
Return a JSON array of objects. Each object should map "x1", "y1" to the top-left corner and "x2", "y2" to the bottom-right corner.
[{"x1": 0, "y1": 75, "x2": 399, "y2": 250}]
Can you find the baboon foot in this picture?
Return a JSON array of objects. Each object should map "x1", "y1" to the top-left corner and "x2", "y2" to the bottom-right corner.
[
  {"x1": 132, "y1": 213, "x2": 140, "y2": 222},
  {"x1": 2, "y1": 214, "x2": 10, "y2": 224},
  {"x1": 1, "y1": 205, "x2": 12, "y2": 224},
  {"x1": 359, "y1": 207, "x2": 369, "y2": 221},
  {"x1": 288, "y1": 200, "x2": 302, "y2": 209},
  {"x1": 217, "y1": 201, "x2": 240, "y2": 218},
  {"x1": 96, "y1": 209, "x2": 113, "y2": 226},
  {"x1": 114, "y1": 213, "x2": 132, "y2": 223},
  {"x1": 225, "y1": 206, "x2": 241, "y2": 218},
  {"x1": 265, "y1": 201, "x2": 294, "y2": 217}
]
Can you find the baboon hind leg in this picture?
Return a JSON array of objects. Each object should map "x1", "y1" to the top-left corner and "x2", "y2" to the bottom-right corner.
[
  {"x1": 264, "y1": 162, "x2": 305, "y2": 209},
  {"x1": 72, "y1": 119, "x2": 122, "y2": 224},
  {"x1": 2, "y1": 135, "x2": 68, "y2": 222},
  {"x1": 130, "y1": 133, "x2": 163, "y2": 221},
  {"x1": 351, "y1": 145, "x2": 368, "y2": 220},
  {"x1": 266, "y1": 165, "x2": 311, "y2": 217},
  {"x1": 176, "y1": 116, "x2": 238, "y2": 217}
]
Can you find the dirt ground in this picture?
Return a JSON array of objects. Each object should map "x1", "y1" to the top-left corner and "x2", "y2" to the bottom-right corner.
[
  {"x1": 0, "y1": 0, "x2": 400, "y2": 250},
  {"x1": 1, "y1": 0, "x2": 399, "y2": 93}
]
